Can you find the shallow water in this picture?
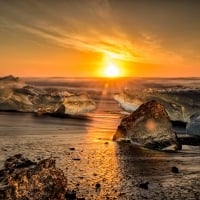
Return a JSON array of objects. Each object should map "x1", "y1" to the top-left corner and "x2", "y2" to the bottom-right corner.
[{"x1": 0, "y1": 77, "x2": 200, "y2": 199}]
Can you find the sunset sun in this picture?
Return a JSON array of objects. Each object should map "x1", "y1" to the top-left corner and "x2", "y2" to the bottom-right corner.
[{"x1": 104, "y1": 63, "x2": 120, "y2": 78}]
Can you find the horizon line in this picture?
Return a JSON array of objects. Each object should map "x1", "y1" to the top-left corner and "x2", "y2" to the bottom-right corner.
[{"x1": 1, "y1": 74, "x2": 200, "y2": 79}]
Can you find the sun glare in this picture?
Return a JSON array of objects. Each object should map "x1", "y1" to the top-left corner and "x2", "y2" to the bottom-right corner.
[{"x1": 104, "y1": 63, "x2": 120, "y2": 78}]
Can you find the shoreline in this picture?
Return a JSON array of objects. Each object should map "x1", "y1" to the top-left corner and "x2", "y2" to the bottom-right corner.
[{"x1": 0, "y1": 136, "x2": 200, "y2": 199}]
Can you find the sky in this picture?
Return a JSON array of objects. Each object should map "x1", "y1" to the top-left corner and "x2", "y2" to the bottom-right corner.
[{"x1": 0, "y1": 0, "x2": 200, "y2": 77}]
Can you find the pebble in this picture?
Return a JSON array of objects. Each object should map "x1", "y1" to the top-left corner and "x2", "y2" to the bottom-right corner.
[
  {"x1": 95, "y1": 183, "x2": 101, "y2": 193},
  {"x1": 73, "y1": 158, "x2": 81, "y2": 161},
  {"x1": 69, "y1": 148, "x2": 76, "y2": 151},
  {"x1": 139, "y1": 182, "x2": 149, "y2": 190},
  {"x1": 104, "y1": 142, "x2": 109, "y2": 145},
  {"x1": 171, "y1": 166, "x2": 179, "y2": 173},
  {"x1": 65, "y1": 190, "x2": 76, "y2": 200}
]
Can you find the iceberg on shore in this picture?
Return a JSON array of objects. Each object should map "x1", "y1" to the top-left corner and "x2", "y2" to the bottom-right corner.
[
  {"x1": 114, "y1": 88, "x2": 200, "y2": 122},
  {"x1": 0, "y1": 75, "x2": 96, "y2": 115},
  {"x1": 36, "y1": 94, "x2": 96, "y2": 115},
  {"x1": 186, "y1": 112, "x2": 200, "y2": 136},
  {"x1": 113, "y1": 100, "x2": 180, "y2": 150}
]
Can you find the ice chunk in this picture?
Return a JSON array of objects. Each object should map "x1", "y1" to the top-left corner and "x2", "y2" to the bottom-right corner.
[
  {"x1": 113, "y1": 100, "x2": 179, "y2": 150},
  {"x1": 114, "y1": 93, "x2": 141, "y2": 112},
  {"x1": 0, "y1": 75, "x2": 25, "y2": 89},
  {"x1": 36, "y1": 94, "x2": 96, "y2": 115},
  {"x1": 186, "y1": 112, "x2": 200, "y2": 136},
  {"x1": 114, "y1": 89, "x2": 200, "y2": 122},
  {"x1": 63, "y1": 94, "x2": 96, "y2": 115},
  {"x1": 0, "y1": 75, "x2": 96, "y2": 115},
  {"x1": 0, "y1": 87, "x2": 33, "y2": 112}
]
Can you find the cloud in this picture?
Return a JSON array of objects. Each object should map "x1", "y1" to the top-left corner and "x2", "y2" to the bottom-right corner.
[{"x1": 0, "y1": 0, "x2": 193, "y2": 66}]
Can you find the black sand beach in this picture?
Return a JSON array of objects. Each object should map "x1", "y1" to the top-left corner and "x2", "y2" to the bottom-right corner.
[{"x1": 0, "y1": 78, "x2": 200, "y2": 199}]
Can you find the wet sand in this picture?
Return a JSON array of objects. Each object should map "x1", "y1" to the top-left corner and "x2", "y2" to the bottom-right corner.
[
  {"x1": 1, "y1": 77, "x2": 200, "y2": 199},
  {"x1": 0, "y1": 95, "x2": 200, "y2": 200},
  {"x1": 0, "y1": 126, "x2": 200, "y2": 199}
]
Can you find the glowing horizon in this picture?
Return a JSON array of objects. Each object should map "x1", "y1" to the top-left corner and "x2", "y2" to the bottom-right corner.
[{"x1": 0, "y1": 0, "x2": 199, "y2": 77}]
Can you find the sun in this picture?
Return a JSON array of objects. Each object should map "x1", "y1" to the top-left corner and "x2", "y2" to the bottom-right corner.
[{"x1": 104, "y1": 63, "x2": 120, "y2": 78}]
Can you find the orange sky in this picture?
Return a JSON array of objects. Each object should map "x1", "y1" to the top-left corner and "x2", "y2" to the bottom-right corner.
[{"x1": 0, "y1": 0, "x2": 200, "y2": 77}]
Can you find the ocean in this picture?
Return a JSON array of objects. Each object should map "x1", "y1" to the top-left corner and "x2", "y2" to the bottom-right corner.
[{"x1": 0, "y1": 77, "x2": 200, "y2": 199}]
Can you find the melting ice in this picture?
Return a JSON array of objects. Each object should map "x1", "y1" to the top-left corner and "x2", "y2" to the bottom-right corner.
[
  {"x1": 114, "y1": 87, "x2": 200, "y2": 122},
  {"x1": 0, "y1": 75, "x2": 96, "y2": 115}
]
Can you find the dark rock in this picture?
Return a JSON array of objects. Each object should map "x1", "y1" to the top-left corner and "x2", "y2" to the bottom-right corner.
[
  {"x1": 73, "y1": 158, "x2": 81, "y2": 161},
  {"x1": 96, "y1": 183, "x2": 101, "y2": 188},
  {"x1": 69, "y1": 147, "x2": 76, "y2": 151},
  {"x1": 171, "y1": 166, "x2": 179, "y2": 173},
  {"x1": 113, "y1": 100, "x2": 180, "y2": 150},
  {"x1": 0, "y1": 154, "x2": 67, "y2": 200},
  {"x1": 177, "y1": 134, "x2": 200, "y2": 146},
  {"x1": 4, "y1": 154, "x2": 37, "y2": 169},
  {"x1": 118, "y1": 192, "x2": 126, "y2": 196},
  {"x1": 4, "y1": 154, "x2": 36, "y2": 169},
  {"x1": 174, "y1": 142, "x2": 182, "y2": 150},
  {"x1": 55, "y1": 104, "x2": 66, "y2": 115},
  {"x1": 95, "y1": 183, "x2": 101, "y2": 192},
  {"x1": 139, "y1": 182, "x2": 149, "y2": 190},
  {"x1": 65, "y1": 190, "x2": 76, "y2": 200}
]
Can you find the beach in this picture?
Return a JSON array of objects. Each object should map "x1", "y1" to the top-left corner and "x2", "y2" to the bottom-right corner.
[{"x1": 0, "y1": 77, "x2": 200, "y2": 199}]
